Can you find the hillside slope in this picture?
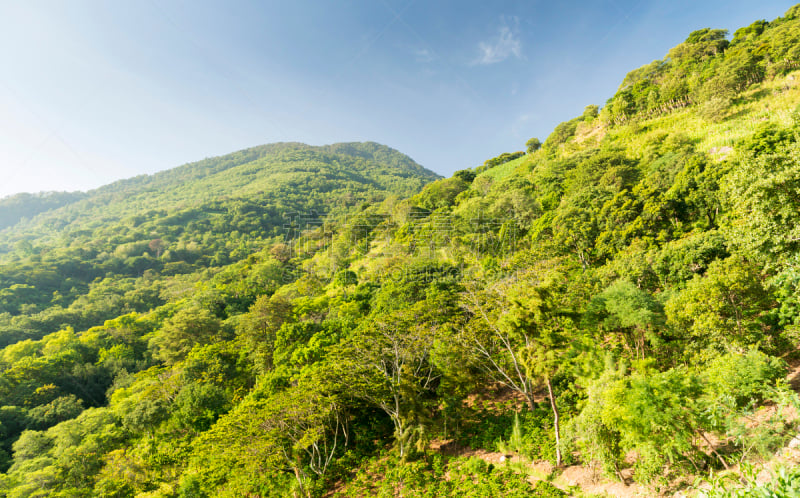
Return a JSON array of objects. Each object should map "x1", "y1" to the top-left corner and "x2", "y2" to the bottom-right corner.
[
  {"x1": 0, "y1": 141, "x2": 438, "y2": 347},
  {"x1": 0, "y1": 191, "x2": 87, "y2": 231},
  {"x1": 0, "y1": 141, "x2": 437, "y2": 249},
  {"x1": 4, "y1": 6, "x2": 800, "y2": 498}
]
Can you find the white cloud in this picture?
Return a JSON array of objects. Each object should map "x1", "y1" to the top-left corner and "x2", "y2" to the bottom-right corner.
[
  {"x1": 472, "y1": 22, "x2": 523, "y2": 65},
  {"x1": 415, "y1": 48, "x2": 435, "y2": 63}
]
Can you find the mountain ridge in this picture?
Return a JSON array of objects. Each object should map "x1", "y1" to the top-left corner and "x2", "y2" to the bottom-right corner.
[{"x1": 0, "y1": 141, "x2": 439, "y2": 247}]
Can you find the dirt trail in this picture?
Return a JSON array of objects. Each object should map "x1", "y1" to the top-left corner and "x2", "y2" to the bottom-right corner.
[
  {"x1": 422, "y1": 361, "x2": 800, "y2": 497},
  {"x1": 431, "y1": 439, "x2": 656, "y2": 497},
  {"x1": 787, "y1": 357, "x2": 800, "y2": 393},
  {"x1": 555, "y1": 465, "x2": 649, "y2": 498}
]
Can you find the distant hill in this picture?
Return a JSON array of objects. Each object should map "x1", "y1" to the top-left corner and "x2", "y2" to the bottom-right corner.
[
  {"x1": 0, "y1": 141, "x2": 439, "y2": 250},
  {"x1": 0, "y1": 191, "x2": 87, "y2": 231},
  {"x1": 0, "y1": 141, "x2": 438, "y2": 346}
]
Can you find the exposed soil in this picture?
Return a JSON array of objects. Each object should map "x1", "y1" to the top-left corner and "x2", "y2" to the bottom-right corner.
[
  {"x1": 429, "y1": 438, "x2": 655, "y2": 497},
  {"x1": 555, "y1": 464, "x2": 650, "y2": 498},
  {"x1": 335, "y1": 360, "x2": 800, "y2": 498},
  {"x1": 787, "y1": 355, "x2": 800, "y2": 393},
  {"x1": 462, "y1": 382, "x2": 536, "y2": 413}
]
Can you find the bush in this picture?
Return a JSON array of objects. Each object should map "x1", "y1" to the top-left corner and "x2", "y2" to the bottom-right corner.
[
  {"x1": 698, "y1": 96, "x2": 732, "y2": 122},
  {"x1": 526, "y1": 137, "x2": 542, "y2": 154},
  {"x1": 697, "y1": 465, "x2": 800, "y2": 497}
]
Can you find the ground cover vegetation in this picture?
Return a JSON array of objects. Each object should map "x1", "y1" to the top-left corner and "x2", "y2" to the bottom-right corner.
[{"x1": 3, "y1": 7, "x2": 800, "y2": 497}]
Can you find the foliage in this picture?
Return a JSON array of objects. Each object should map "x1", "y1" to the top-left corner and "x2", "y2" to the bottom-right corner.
[
  {"x1": 2, "y1": 8, "x2": 800, "y2": 496},
  {"x1": 335, "y1": 453, "x2": 566, "y2": 497},
  {"x1": 526, "y1": 137, "x2": 542, "y2": 154},
  {"x1": 697, "y1": 465, "x2": 800, "y2": 497},
  {"x1": 665, "y1": 256, "x2": 775, "y2": 356}
]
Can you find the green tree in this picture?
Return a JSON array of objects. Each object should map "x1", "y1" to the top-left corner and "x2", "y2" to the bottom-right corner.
[
  {"x1": 148, "y1": 305, "x2": 222, "y2": 365},
  {"x1": 666, "y1": 256, "x2": 774, "y2": 356},
  {"x1": 238, "y1": 293, "x2": 294, "y2": 373},
  {"x1": 173, "y1": 382, "x2": 229, "y2": 432},
  {"x1": 336, "y1": 312, "x2": 440, "y2": 459},
  {"x1": 584, "y1": 280, "x2": 663, "y2": 360},
  {"x1": 189, "y1": 381, "x2": 345, "y2": 497},
  {"x1": 724, "y1": 140, "x2": 800, "y2": 263},
  {"x1": 526, "y1": 137, "x2": 542, "y2": 154},
  {"x1": 464, "y1": 270, "x2": 577, "y2": 466},
  {"x1": 593, "y1": 364, "x2": 706, "y2": 482}
]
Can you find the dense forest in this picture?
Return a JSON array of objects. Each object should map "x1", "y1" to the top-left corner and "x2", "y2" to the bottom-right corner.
[{"x1": 3, "y1": 6, "x2": 800, "y2": 497}]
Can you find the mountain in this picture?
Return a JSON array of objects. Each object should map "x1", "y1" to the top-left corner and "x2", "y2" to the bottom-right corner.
[
  {"x1": 0, "y1": 191, "x2": 87, "y2": 231},
  {"x1": 0, "y1": 141, "x2": 438, "y2": 249},
  {"x1": 3, "y1": 6, "x2": 800, "y2": 498},
  {"x1": 0, "y1": 141, "x2": 438, "y2": 347}
]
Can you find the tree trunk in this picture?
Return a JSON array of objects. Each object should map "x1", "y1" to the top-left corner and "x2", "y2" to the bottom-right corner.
[
  {"x1": 698, "y1": 430, "x2": 729, "y2": 471},
  {"x1": 390, "y1": 408, "x2": 413, "y2": 461},
  {"x1": 292, "y1": 465, "x2": 308, "y2": 498},
  {"x1": 393, "y1": 417, "x2": 406, "y2": 459},
  {"x1": 546, "y1": 377, "x2": 562, "y2": 466},
  {"x1": 525, "y1": 391, "x2": 536, "y2": 413}
]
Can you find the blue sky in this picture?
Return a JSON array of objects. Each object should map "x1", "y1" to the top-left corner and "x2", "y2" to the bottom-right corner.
[{"x1": 0, "y1": 1, "x2": 795, "y2": 198}]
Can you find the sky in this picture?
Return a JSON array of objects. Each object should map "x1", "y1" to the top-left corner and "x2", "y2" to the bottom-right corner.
[{"x1": 0, "y1": 0, "x2": 795, "y2": 198}]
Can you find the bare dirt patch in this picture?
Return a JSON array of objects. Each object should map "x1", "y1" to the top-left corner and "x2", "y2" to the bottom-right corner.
[
  {"x1": 462, "y1": 382, "x2": 534, "y2": 413},
  {"x1": 555, "y1": 464, "x2": 651, "y2": 497}
]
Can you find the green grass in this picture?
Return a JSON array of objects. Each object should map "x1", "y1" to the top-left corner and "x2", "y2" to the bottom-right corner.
[
  {"x1": 478, "y1": 154, "x2": 531, "y2": 182},
  {"x1": 598, "y1": 71, "x2": 800, "y2": 161}
]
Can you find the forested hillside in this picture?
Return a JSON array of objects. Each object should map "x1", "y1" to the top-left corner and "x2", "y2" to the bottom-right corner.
[
  {"x1": 0, "y1": 141, "x2": 436, "y2": 346},
  {"x1": 3, "y1": 6, "x2": 800, "y2": 498},
  {"x1": 0, "y1": 192, "x2": 87, "y2": 232}
]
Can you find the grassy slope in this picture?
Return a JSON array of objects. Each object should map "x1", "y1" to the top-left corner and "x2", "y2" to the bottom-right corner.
[
  {"x1": 606, "y1": 74, "x2": 800, "y2": 159},
  {"x1": 477, "y1": 154, "x2": 529, "y2": 182},
  {"x1": 476, "y1": 70, "x2": 800, "y2": 189}
]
